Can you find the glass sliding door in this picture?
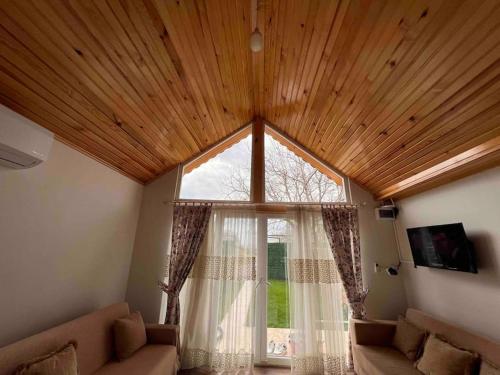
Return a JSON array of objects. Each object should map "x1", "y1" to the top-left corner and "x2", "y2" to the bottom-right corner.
[
  {"x1": 179, "y1": 208, "x2": 349, "y2": 373},
  {"x1": 266, "y1": 218, "x2": 291, "y2": 365},
  {"x1": 255, "y1": 215, "x2": 291, "y2": 367}
]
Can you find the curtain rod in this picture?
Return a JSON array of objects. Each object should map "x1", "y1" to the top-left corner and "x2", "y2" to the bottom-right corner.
[{"x1": 166, "y1": 199, "x2": 360, "y2": 208}]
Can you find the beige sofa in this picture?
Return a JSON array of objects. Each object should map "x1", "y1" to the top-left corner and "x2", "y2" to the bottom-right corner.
[
  {"x1": 0, "y1": 303, "x2": 178, "y2": 375},
  {"x1": 351, "y1": 308, "x2": 500, "y2": 375}
]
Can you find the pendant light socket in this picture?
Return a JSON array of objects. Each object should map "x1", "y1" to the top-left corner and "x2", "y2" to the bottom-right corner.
[{"x1": 250, "y1": 29, "x2": 263, "y2": 52}]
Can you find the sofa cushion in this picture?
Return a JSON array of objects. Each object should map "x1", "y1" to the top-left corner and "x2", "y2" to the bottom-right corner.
[
  {"x1": 93, "y1": 345, "x2": 177, "y2": 375},
  {"x1": 417, "y1": 335, "x2": 478, "y2": 375},
  {"x1": 481, "y1": 360, "x2": 500, "y2": 375},
  {"x1": 0, "y1": 303, "x2": 130, "y2": 375},
  {"x1": 406, "y1": 308, "x2": 500, "y2": 368},
  {"x1": 113, "y1": 312, "x2": 147, "y2": 360},
  {"x1": 14, "y1": 342, "x2": 78, "y2": 375},
  {"x1": 351, "y1": 319, "x2": 397, "y2": 346},
  {"x1": 393, "y1": 316, "x2": 427, "y2": 361},
  {"x1": 353, "y1": 344, "x2": 422, "y2": 375}
]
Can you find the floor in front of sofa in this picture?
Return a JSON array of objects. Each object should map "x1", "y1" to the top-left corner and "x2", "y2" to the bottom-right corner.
[
  {"x1": 179, "y1": 367, "x2": 291, "y2": 374},
  {"x1": 179, "y1": 368, "x2": 355, "y2": 374}
]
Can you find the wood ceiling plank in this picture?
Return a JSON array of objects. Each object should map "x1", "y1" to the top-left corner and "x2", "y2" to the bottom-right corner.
[
  {"x1": 62, "y1": 0, "x2": 194, "y2": 160},
  {"x1": 310, "y1": 0, "x2": 407, "y2": 152},
  {"x1": 366, "y1": 104, "x2": 500, "y2": 191},
  {"x1": 271, "y1": 0, "x2": 302, "y2": 126},
  {"x1": 176, "y1": 0, "x2": 250, "y2": 131},
  {"x1": 3, "y1": 1, "x2": 180, "y2": 163},
  {"x1": 312, "y1": 0, "x2": 418, "y2": 150},
  {"x1": 287, "y1": 0, "x2": 341, "y2": 139},
  {"x1": 301, "y1": 0, "x2": 383, "y2": 148},
  {"x1": 279, "y1": 0, "x2": 316, "y2": 133},
  {"x1": 265, "y1": 0, "x2": 283, "y2": 123},
  {"x1": 137, "y1": 0, "x2": 222, "y2": 147},
  {"x1": 0, "y1": 78, "x2": 153, "y2": 181},
  {"x1": 27, "y1": 0, "x2": 184, "y2": 160},
  {"x1": 227, "y1": 0, "x2": 250, "y2": 120},
  {"x1": 262, "y1": 0, "x2": 282, "y2": 121},
  {"x1": 310, "y1": 0, "x2": 445, "y2": 161},
  {"x1": 180, "y1": 2, "x2": 229, "y2": 137},
  {"x1": 0, "y1": 7, "x2": 173, "y2": 167},
  {"x1": 252, "y1": 0, "x2": 266, "y2": 116},
  {"x1": 96, "y1": 0, "x2": 203, "y2": 154},
  {"x1": 377, "y1": 151, "x2": 500, "y2": 200},
  {"x1": 270, "y1": 0, "x2": 304, "y2": 125},
  {"x1": 298, "y1": 0, "x2": 367, "y2": 147},
  {"x1": 4, "y1": 96, "x2": 149, "y2": 184},
  {"x1": 206, "y1": 0, "x2": 249, "y2": 124},
  {"x1": 0, "y1": 0, "x2": 498, "y2": 195},
  {"x1": 233, "y1": 0, "x2": 254, "y2": 120},
  {"x1": 356, "y1": 66, "x2": 500, "y2": 186},
  {"x1": 190, "y1": 0, "x2": 237, "y2": 131},
  {"x1": 375, "y1": 136, "x2": 500, "y2": 199},
  {"x1": 288, "y1": 0, "x2": 350, "y2": 143},
  {"x1": 0, "y1": 52, "x2": 162, "y2": 175},
  {"x1": 229, "y1": 0, "x2": 251, "y2": 119},
  {"x1": 0, "y1": 26, "x2": 165, "y2": 173},
  {"x1": 153, "y1": 0, "x2": 235, "y2": 141},
  {"x1": 125, "y1": 0, "x2": 214, "y2": 152},
  {"x1": 336, "y1": 1, "x2": 500, "y2": 173},
  {"x1": 311, "y1": 0, "x2": 454, "y2": 159},
  {"x1": 346, "y1": 36, "x2": 500, "y2": 180},
  {"x1": 322, "y1": 0, "x2": 471, "y2": 162}
]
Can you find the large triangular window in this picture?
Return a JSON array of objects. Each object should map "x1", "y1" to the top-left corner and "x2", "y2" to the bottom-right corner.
[
  {"x1": 177, "y1": 122, "x2": 346, "y2": 203},
  {"x1": 264, "y1": 127, "x2": 345, "y2": 203},
  {"x1": 179, "y1": 127, "x2": 252, "y2": 201}
]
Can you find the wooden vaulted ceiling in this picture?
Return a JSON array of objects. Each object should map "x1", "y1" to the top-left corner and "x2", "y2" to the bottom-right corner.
[{"x1": 0, "y1": 0, "x2": 499, "y2": 199}]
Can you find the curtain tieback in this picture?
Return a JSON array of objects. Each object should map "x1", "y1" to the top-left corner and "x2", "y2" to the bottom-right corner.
[
  {"x1": 158, "y1": 281, "x2": 180, "y2": 296},
  {"x1": 360, "y1": 288, "x2": 369, "y2": 302},
  {"x1": 351, "y1": 289, "x2": 369, "y2": 304}
]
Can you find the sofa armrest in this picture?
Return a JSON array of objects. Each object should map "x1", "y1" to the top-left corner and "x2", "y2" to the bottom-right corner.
[
  {"x1": 350, "y1": 319, "x2": 397, "y2": 347},
  {"x1": 145, "y1": 324, "x2": 180, "y2": 353}
]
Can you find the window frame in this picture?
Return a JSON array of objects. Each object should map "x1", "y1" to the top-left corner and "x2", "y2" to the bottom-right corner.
[{"x1": 175, "y1": 119, "x2": 350, "y2": 205}]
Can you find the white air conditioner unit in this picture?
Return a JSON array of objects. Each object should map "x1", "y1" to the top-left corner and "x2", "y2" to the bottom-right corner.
[
  {"x1": 0, "y1": 104, "x2": 53, "y2": 169},
  {"x1": 375, "y1": 206, "x2": 399, "y2": 221}
]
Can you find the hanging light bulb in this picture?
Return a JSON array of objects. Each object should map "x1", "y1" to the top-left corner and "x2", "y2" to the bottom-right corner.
[{"x1": 250, "y1": 28, "x2": 263, "y2": 52}]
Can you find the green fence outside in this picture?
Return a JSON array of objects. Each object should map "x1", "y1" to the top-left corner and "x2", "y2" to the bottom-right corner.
[
  {"x1": 267, "y1": 242, "x2": 287, "y2": 280},
  {"x1": 267, "y1": 242, "x2": 289, "y2": 328}
]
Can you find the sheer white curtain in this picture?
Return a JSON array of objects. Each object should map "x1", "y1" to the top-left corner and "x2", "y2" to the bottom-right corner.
[
  {"x1": 179, "y1": 208, "x2": 257, "y2": 373},
  {"x1": 286, "y1": 209, "x2": 348, "y2": 374}
]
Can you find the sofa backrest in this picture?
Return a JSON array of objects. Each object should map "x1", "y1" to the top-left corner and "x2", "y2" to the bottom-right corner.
[
  {"x1": 0, "y1": 303, "x2": 129, "y2": 375},
  {"x1": 406, "y1": 308, "x2": 500, "y2": 366}
]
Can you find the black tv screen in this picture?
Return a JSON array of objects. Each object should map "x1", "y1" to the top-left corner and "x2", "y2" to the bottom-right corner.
[{"x1": 406, "y1": 223, "x2": 477, "y2": 273}]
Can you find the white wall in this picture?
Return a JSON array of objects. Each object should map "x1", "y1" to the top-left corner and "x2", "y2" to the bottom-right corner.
[
  {"x1": 0, "y1": 140, "x2": 143, "y2": 347},
  {"x1": 126, "y1": 173, "x2": 407, "y2": 322},
  {"x1": 350, "y1": 182, "x2": 407, "y2": 319},
  {"x1": 395, "y1": 167, "x2": 500, "y2": 341},
  {"x1": 126, "y1": 167, "x2": 180, "y2": 323}
]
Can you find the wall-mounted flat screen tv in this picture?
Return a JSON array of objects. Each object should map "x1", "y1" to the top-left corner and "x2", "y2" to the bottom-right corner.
[{"x1": 406, "y1": 223, "x2": 477, "y2": 273}]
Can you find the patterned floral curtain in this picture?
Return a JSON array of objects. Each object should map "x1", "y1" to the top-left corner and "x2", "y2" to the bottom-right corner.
[
  {"x1": 159, "y1": 203, "x2": 212, "y2": 325},
  {"x1": 321, "y1": 206, "x2": 368, "y2": 370}
]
